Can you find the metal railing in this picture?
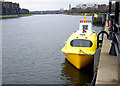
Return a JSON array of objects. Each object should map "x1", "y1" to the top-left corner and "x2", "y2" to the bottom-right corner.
[{"x1": 108, "y1": 13, "x2": 120, "y2": 83}]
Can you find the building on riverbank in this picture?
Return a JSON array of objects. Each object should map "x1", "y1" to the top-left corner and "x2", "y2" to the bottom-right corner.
[
  {"x1": 0, "y1": 1, "x2": 21, "y2": 15},
  {"x1": 0, "y1": 1, "x2": 30, "y2": 15}
]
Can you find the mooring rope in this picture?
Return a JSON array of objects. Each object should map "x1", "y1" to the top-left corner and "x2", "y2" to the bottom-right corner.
[{"x1": 79, "y1": 49, "x2": 94, "y2": 56}]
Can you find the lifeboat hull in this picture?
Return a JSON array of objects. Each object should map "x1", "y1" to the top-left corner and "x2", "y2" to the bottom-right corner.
[{"x1": 63, "y1": 53, "x2": 94, "y2": 69}]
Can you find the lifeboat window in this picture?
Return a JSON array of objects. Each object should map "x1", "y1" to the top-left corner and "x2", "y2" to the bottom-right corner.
[
  {"x1": 83, "y1": 25, "x2": 88, "y2": 30},
  {"x1": 70, "y1": 39, "x2": 92, "y2": 47}
]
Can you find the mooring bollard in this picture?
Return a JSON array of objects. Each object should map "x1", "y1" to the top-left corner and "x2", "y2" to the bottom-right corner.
[{"x1": 97, "y1": 31, "x2": 109, "y2": 49}]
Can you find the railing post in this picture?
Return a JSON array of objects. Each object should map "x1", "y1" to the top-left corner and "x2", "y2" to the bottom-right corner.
[
  {"x1": 108, "y1": 0, "x2": 112, "y2": 27},
  {"x1": 109, "y1": 0, "x2": 112, "y2": 14},
  {"x1": 115, "y1": 0, "x2": 119, "y2": 25},
  {"x1": 102, "y1": 14, "x2": 106, "y2": 26},
  {"x1": 108, "y1": 14, "x2": 114, "y2": 40}
]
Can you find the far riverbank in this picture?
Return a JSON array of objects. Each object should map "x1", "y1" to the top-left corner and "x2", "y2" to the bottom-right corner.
[
  {"x1": 0, "y1": 14, "x2": 32, "y2": 19},
  {"x1": 65, "y1": 13, "x2": 105, "y2": 16}
]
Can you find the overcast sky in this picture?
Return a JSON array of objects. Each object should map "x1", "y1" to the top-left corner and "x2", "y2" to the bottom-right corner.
[{"x1": 7, "y1": 0, "x2": 109, "y2": 11}]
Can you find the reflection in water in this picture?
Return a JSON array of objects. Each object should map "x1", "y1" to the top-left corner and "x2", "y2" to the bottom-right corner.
[{"x1": 60, "y1": 59, "x2": 93, "y2": 84}]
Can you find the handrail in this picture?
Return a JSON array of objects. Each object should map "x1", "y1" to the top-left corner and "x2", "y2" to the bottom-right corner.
[
  {"x1": 115, "y1": 24, "x2": 119, "y2": 29},
  {"x1": 115, "y1": 34, "x2": 120, "y2": 45},
  {"x1": 114, "y1": 43, "x2": 120, "y2": 61},
  {"x1": 109, "y1": 12, "x2": 120, "y2": 57}
]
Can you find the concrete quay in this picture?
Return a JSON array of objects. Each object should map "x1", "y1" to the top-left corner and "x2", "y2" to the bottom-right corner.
[{"x1": 95, "y1": 23, "x2": 119, "y2": 86}]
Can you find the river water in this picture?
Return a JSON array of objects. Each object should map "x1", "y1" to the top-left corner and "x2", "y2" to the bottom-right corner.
[{"x1": 2, "y1": 15, "x2": 102, "y2": 84}]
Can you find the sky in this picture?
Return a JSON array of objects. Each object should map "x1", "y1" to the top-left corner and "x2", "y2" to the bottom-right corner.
[{"x1": 7, "y1": 0, "x2": 109, "y2": 11}]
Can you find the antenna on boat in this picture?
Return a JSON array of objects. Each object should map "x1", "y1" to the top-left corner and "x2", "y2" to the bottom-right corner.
[{"x1": 84, "y1": 13, "x2": 87, "y2": 22}]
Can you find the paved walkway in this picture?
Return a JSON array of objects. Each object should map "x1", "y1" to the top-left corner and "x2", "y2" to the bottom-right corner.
[{"x1": 95, "y1": 23, "x2": 119, "y2": 85}]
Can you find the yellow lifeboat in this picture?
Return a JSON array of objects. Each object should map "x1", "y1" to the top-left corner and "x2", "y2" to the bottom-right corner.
[{"x1": 61, "y1": 20, "x2": 97, "y2": 69}]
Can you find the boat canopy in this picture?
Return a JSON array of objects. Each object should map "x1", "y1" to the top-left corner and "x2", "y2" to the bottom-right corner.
[{"x1": 79, "y1": 20, "x2": 92, "y2": 31}]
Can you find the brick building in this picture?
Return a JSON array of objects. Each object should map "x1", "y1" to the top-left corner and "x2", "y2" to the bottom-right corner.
[
  {"x1": 0, "y1": 2, "x2": 2, "y2": 15},
  {"x1": 0, "y1": 1, "x2": 21, "y2": 15}
]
